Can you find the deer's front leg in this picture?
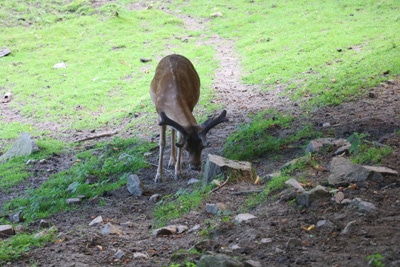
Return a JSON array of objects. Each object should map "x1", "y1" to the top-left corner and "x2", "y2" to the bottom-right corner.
[
  {"x1": 173, "y1": 132, "x2": 183, "y2": 180},
  {"x1": 155, "y1": 125, "x2": 166, "y2": 183},
  {"x1": 168, "y1": 128, "x2": 176, "y2": 169}
]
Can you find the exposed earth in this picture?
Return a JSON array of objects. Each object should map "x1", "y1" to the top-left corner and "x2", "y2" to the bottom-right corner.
[{"x1": 1, "y1": 2, "x2": 400, "y2": 267}]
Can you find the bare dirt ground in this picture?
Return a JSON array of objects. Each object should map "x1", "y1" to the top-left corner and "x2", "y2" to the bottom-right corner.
[{"x1": 1, "y1": 3, "x2": 400, "y2": 267}]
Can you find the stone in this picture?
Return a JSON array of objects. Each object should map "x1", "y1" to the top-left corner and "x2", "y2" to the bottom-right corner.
[
  {"x1": 126, "y1": 174, "x2": 144, "y2": 196},
  {"x1": 0, "y1": 48, "x2": 11, "y2": 57},
  {"x1": 286, "y1": 238, "x2": 302, "y2": 250},
  {"x1": 39, "y1": 219, "x2": 51, "y2": 228},
  {"x1": 363, "y1": 165, "x2": 398, "y2": 176},
  {"x1": 66, "y1": 198, "x2": 82, "y2": 204},
  {"x1": 53, "y1": 62, "x2": 67, "y2": 68},
  {"x1": 187, "y1": 178, "x2": 200, "y2": 185},
  {"x1": 328, "y1": 157, "x2": 383, "y2": 186},
  {"x1": 341, "y1": 220, "x2": 357, "y2": 235},
  {"x1": 101, "y1": 223, "x2": 121, "y2": 235},
  {"x1": 244, "y1": 259, "x2": 262, "y2": 267},
  {"x1": 316, "y1": 220, "x2": 333, "y2": 228},
  {"x1": 305, "y1": 138, "x2": 350, "y2": 154},
  {"x1": 9, "y1": 210, "x2": 23, "y2": 223},
  {"x1": 206, "y1": 203, "x2": 227, "y2": 214},
  {"x1": 296, "y1": 185, "x2": 330, "y2": 207},
  {"x1": 133, "y1": 252, "x2": 148, "y2": 259},
  {"x1": 234, "y1": 213, "x2": 257, "y2": 223},
  {"x1": 149, "y1": 194, "x2": 161, "y2": 203},
  {"x1": 285, "y1": 178, "x2": 305, "y2": 192},
  {"x1": 0, "y1": 225, "x2": 15, "y2": 238},
  {"x1": 350, "y1": 198, "x2": 376, "y2": 213},
  {"x1": 0, "y1": 132, "x2": 39, "y2": 161},
  {"x1": 114, "y1": 249, "x2": 125, "y2": 259},
  {"x1": 198, "y1": 254, "x2": 243, "y2": 267},
  {"x1": 2, "y1": 92, "x2": 12, "y2": 103},
  {"x1": 203, "y1": 154, "x2": 257, "y2": 185},
  {"x1": 67, "y1": 181, "x2": 80, "y2": 192},
  {"x1": 89, "y1": 216, "x2": 103, "y2": 226},
  {"x1": 152, "y1": 225, "x2": 188, "y2": 236}
]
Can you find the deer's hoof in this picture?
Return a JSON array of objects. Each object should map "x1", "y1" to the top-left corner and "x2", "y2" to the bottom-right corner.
[
  {"x1": 174, "y1": 174, "x2": 180, "y2": 180},
  {"x1": 154, "y1": 174, "x2": 162, "y2": 183}
]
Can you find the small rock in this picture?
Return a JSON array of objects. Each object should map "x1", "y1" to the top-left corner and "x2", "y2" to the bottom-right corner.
[
  {"x1": 53, "y1": 62, "x2": 67, "y2": 69},
  {"x1": 133, "y1": 252, "x2": 148, "y2": 259},
  {"x1": 206, "y1": 203, "x2": 227, "y2": 214},
  {"x1": 234, "y1": 213, "x2": 257, "y2": 223},
  {"x1": 2, "y1": 92, "x2": 12, "y2": 103},
  {"x1": 34, "y1": 226, "x2": 56, "y2": 238},
  {"x1": 176, "y1": 225, "x2": 188, "y2": 234},
  {"x1": 286, "y1": 238, "x2": 302, "y2": 250},
  {"x1": 188, "y1": 224, "x2": 201, "y2": 233},
  {"x1": 0, "y1": 132, "x2": 39, "y2": 161},
  {"x1": 322, "y1": 122, "x2": 331, "y2": 127},
  {"x1": 296, "y1": 185, "x2": 330, "y2": 207},
  {"x1": 341, "y1": 220, "x2": 357, "y2": 235},
  {"x1": 316, "y1": 220, "x2": 333, "y2": 228},
  {"x1": 89, "y1": 216, "x2": 103, "y2": 226},
  {"x1": 210, "y1": 11, "x2": 223, "y2": 17},
  {"x1": 101, "y1": 223, "x2": 122, "y2": 235},
  {"x1": 9, "y1": 210, "x2": 23, "y2": 223},
  {"x1": 120, "y1": 221, "x2": 133, "y2": 228},
  {"x1": 198, "y1": 254, "x2": 243, "y2": 267},
  {"x1": 114, "y1": 249, "x2": 125, "y2": 259},
  {"x1": 66, "y1": 198, "x2": 82, "y2": 204},
  {"x1": 261, "y1": 238, "x2": 273, "y2": 244},
  {"x1": 39, "y1": 219, "x2": 51, "y2": 228},
  {"x1": 187, "y1": 178, "x2": 200, "y2": 185},
  {"x1": 0, "y1": 225, "x2": 15, "y2": 238},
  {"x1": 149, "y1": 194, "x2": 161, "y2": 203},
  {"x1": 244, "y1": 259, "x2": 262, "y2": 267},
  {"x1": 285, "y1": 178, "x2": 305, "y2": 192},
  {"x1": 152, "y1": 225, "x2": 177, "y2": 236},
  {"x1": 334, "y1": 191, "x2": 345, "y2": 203},
  {"x1": 126, "y1": 174, "x2": 144, "y2": 196},
  {"x1": 0, "y1": 48, "x2": 11, "y2": 57}
]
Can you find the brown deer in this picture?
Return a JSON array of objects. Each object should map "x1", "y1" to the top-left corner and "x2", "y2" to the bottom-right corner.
[{"x1": 150, "y1": 54, "x2": 228, "y2": 183}]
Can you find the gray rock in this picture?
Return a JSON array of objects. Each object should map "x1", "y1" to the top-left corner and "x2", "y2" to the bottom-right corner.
[
  {"x1": 0, "y1": 132, "x2": 39, "y2": 161},
  {"x1": 234, "y1": 213, "x2": 257, "y2": 223},
  {"x1": 316, "y1": 220, "x2": 333, "y2": 228},
  {"x1": 198, "y1": 254, "x2": 244, "y2": 267},
  {"x1": 0, "y1": 225, "x2": 15, "y2": 238},
  {"x1": 114, "y1": 249, "x2": 125, "y2": 259},
  {"x1": 350, "y1": 198, "x2": 376, "y2": 213},
  {"x1": 9, "y1": 210, "x2": 23, "y2": 223},
  {"x1": 187, "y1": 178, "x2": 200, "y2": 185},
  {"x1": 67, "y1": 181, "x2": 80, "y2": 192},
  {"x1": 286, "y1": 238, "x2": 302, "y2": 250},
  {"x1": 206, "y1": 203, "x2": 227, "y2": 214},
  {"x1": 149, "y1": 194, "x2": 162, "y2": 203},
  {"x1": 305, "y1": 138, "x2": 349, "y2": 154},
  {"x1": 89, "y1": 216, "x2": 103, "y2": 226},
  {"x1": 285, "y1": 178, "x2": 305, "y2": 192},
  {"x1": 328, "y1": 157, "x2": 383, "y2": 186},
  {"x1": 243, "y1": 260, "x2": 262, "y2": 267},
  {"x1": 296, "y1": 185, "x2": 330, "y2": 207},
  {"x1": 126, "y1": 174, "x2": 144, "y2": 196}
]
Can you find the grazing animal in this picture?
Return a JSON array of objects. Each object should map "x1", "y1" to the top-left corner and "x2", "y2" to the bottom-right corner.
[{"x1": 150, "y1": 54, "x2": 228, "y2": 183}]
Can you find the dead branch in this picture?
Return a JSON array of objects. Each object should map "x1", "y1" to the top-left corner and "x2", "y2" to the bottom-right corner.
[
  {"x1": 209, "y1": 176, "x2": 230, "y2": 194},
  {"x1": 75, "y1": 131, "x2": 118, "y2": 142}
]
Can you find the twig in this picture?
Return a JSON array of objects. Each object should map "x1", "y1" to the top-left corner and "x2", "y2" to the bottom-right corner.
[
  {"x1": 230, "y1": 190, "x2": 263, "y2": 195},
  {"x1": 75, "y1": 131, "x2": 118, "y2": 142},
  {"x1": 209, "y1": 176, "x2": 230, "y2": 194}
]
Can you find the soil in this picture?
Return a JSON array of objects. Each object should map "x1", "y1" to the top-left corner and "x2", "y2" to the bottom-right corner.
[{"x1": 1, "y1": 3, "x2": 400, "y2": 267}]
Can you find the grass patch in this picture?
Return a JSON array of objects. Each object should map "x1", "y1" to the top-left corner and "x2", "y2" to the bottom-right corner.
[
  {"x1": 0, "y1": 227, "x2": 56, "y2": 264},
  {"x1": 170, "y1": 0, "x2": 400, "y2": 106},
  {"x1": 222, "y1": 109, "x2": 320, "y2": 161},
  {"x1": 2, "y1": 137, "x2": 151, "y2": 221},
  {"x1": 154, "y1": 185, "x2": 211, "y2": 228}
]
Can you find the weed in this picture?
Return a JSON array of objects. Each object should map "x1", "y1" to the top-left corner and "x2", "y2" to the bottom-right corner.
[
  {"x1": 366, "y1": 253, "x2": 384, "y2": 267},
  {"x1": 348, "y1": 133, "x2": 393, "y2": 164}
]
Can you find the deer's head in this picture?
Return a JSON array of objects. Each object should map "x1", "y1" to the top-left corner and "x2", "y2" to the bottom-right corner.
[{"x1": 159, "y1": 110, "x2": 228, "y2": 170}]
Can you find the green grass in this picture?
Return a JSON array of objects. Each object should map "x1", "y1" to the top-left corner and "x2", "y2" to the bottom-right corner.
[
  {"x1": 2, "y1": 137, "x2": 151, "y2": 221},
  {"x1": 223, "y1": 108, "x2": 320, "y2": 160},
  {"x1": 0, "y1": 227, "x2": 56, "y2": 263},
  {"x1": 153, "y1": 185, "x2": 211, "y2": 228},
  {"x1": 170, "y1": 0, "x2": 400, "y2": 106},
  {"x1": 0, "y1": 1, "x2": 218, "y2": 146}
]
